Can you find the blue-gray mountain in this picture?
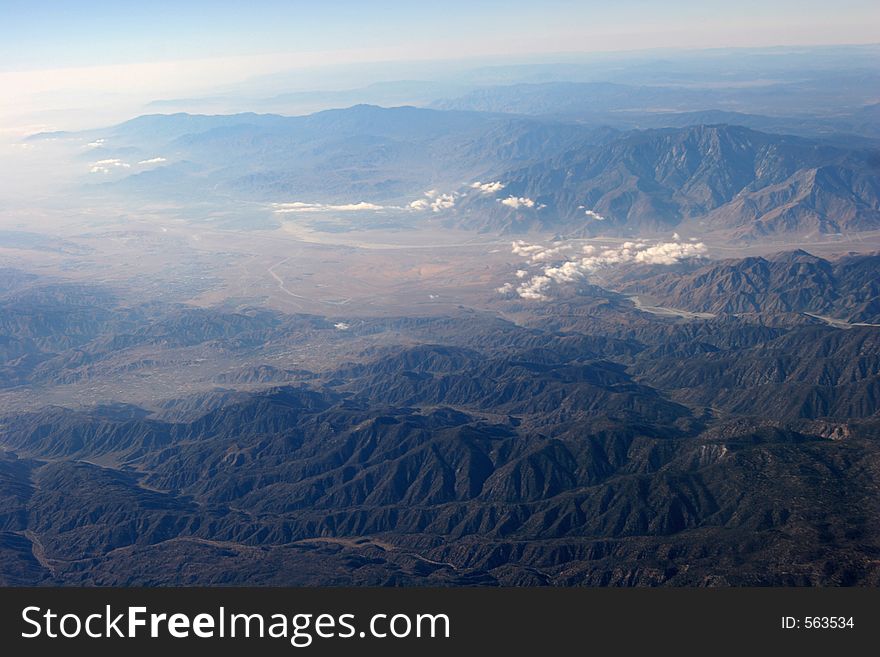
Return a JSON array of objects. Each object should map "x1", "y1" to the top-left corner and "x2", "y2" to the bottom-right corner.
[
  {"x1": 54, "y1": 107, "x2": 880, "y2": 239},
  {"x1": 461, "y1": 125, "x2": 880, "y2": 238}
]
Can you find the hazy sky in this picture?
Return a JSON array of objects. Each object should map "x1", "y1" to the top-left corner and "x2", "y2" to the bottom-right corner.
[
  {"x1": 3, "y1": 0, "x2": 878, "y2": 71},
  {"x1": 1, "y1": 0, "x2": 878, "y2": 136}
]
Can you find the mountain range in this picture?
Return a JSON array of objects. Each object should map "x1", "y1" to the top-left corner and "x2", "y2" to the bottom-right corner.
[
  {"x1": 9, "y1": 54, "x2": 880, "y2": 588},
  {"x1": 462, "y1": 124, "x2": 880, "y2": 238},
  {"x1": 0, "y1": 250, "x2": 878, "y2": 585},
  {"x1": 608, "y1": 250, "x2": 880, "y2": 321},
  {"x1": 41, "y1": 106, "x2": 880, "y2": 240}
]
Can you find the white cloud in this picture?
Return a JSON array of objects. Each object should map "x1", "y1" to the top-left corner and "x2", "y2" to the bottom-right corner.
[
  {"x1": 632, "y1": 241, "x2": 706, "y2": 265},
  {"x1": 408, "y1": 184, "x2": 509, "y2": 214},
  {"x1": 410, "y1": 189, "x2": 459, "y2": 213},
  {"x1": 86, "y1": 138, "x2": 106, "y2": 148},
  {"x1": 500, "y1": 196, "x2": 536, "y2": 209},
  {"x1": 273, "y1": 201, "x2": 385, "y2": 213},
  {"x1": 584, "y1": 209, "x2": 606, "y2": 221},
  {"x1": 511, "y1": 240, "x2": 546, "y2": 257},
  {"x1": 510, "y1": 240, "x2": 575, "y2": 264},
  {"x1": 529, "y1": 244, "x2": 576, "y2": 263},
  {"x1": 516, "y1": 275, "x2": 552, "y2": 300},
  {"x1": 138, "y1": 156, "x2": 167, "y2": 165},
  {"x1": 543, "y1": 260, "x2": 584, "y2": 284},
  {"x1": 430, "y1": 193, "x2": 457, "y2": 212},
  {"x1": 334, "y1": 322, "x2": 350, "y2": 330},
  {"x1": 89, "y1": 158, "x2": 130, "y2": 174},
  {"x1": 506, "y1": 239, "x2": 707, "y2": 300},
  {"x1": 470, "y1": 181, "x2": 505, "y2": 194}
]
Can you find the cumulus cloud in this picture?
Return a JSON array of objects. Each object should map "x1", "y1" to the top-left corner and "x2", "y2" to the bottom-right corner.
[
  {"x1": 138, "y1": 157, "x2": 167, "y2": 165},
  {"x1": 430, "y1": 193, "x2": 457, "y2": 212},
  {"x1": 633, "y1": 241, "x2": 707, "y2": 265},
  {"x1": 86, "y1": 138, "x2": 106, "y2": 148},
  {"x1": 272, "y1": 201, "x2": 385, "y2": 214},
  {"x1": 334, "y1": 322, "x2": 350, "y2": 330},
  {"x1": 510, "y1": 241, "x2": 576, "y2": 263},
  {"x1": 529, "y1": 244, "x2": 577, "y2": 263},
  {"x1": 516, "y1": 275, "x2": 552, "y2": 300},
  {"x1": 89, "y1": 158, "x2": 130, "y2": 174},
  {"x1": 409, "y1": 189, "x2": 459, "y2": 213},
  {"x1": 506, "y1": 239, "x2": 707, "y2": 300},
  {"x1": 500, "y1": 196, "x2": 536, "y2": 209},
  {"x1": 584, "y1": 209, "x2": 606, "y2": 221},
  {"x1": 511, "y1": 241, "x2": 547, "y2": 257},
  {"x1": 470, "y1": 181, "x2": 505, "y2": 194},
  {"x1": 407, "y1": 183, "x2": 514, "y2": 214}
]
